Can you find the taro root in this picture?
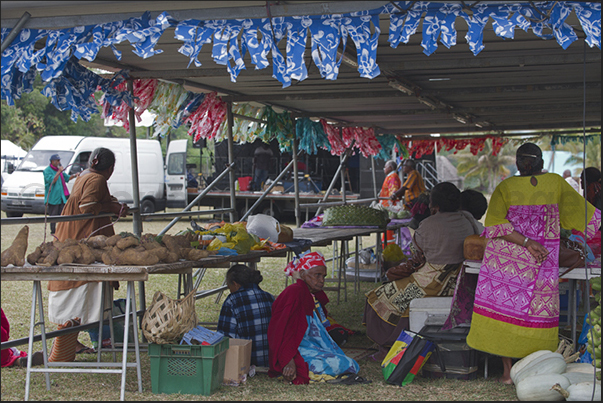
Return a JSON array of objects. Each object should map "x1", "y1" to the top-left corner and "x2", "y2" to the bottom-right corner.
[
  {"x1": 1, "y1": 226, "x2": 29, "y2": 267},
  {"x1": 116, "y1": 236, "x2": 139, "y2": 250},
  {"x1": 85, "y1": 235, "x2": 108, "y2": 249}
]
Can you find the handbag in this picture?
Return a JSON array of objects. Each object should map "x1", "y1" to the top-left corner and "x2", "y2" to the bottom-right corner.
[
  {"x1": 559, "y1": 237, "x2": 586, "y2": 267},
  {"x1": 558, "y1": 237, "x2": 586, "y2": 276},
  {"x1": 383, "y1": 330, "x2": 442, "y2": 386}
]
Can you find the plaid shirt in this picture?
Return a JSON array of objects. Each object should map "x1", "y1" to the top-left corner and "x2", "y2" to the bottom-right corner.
[{"x1": 217, "y1": 283, "x2": 275, "y2": 367}]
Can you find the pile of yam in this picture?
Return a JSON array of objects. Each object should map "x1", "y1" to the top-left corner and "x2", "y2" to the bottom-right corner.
[{"x1": 1, "y1": 227, "x2": 216, "y2": 267}]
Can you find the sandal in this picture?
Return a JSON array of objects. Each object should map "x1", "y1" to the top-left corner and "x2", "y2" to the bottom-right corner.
[{"x1": 326, "y1": 374, "x2": 372, "y2": 385}]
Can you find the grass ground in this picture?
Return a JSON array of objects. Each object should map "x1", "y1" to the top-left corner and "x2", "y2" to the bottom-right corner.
[{"x1": 1, "y1": 210, "x2": 518, "y2": 400}]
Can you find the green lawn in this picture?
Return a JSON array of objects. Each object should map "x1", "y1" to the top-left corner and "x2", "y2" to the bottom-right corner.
[{"x1": 1, "y1": 212, "x2": 517, "y2": 400}]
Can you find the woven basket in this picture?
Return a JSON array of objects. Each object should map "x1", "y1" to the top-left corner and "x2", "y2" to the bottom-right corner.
[{"x1": 141, "y1": 289, "x2": 198, "y2": 344}]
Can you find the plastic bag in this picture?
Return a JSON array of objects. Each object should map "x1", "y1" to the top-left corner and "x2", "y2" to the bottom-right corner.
[
  {"x1": 383, "y1": 243, "x2": 406, "y2": 263},
  {"x1": 246, "y1": 214, "x2": 281, "y2": 242}
]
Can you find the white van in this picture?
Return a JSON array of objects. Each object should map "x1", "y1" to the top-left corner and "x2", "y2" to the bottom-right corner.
[{"x1": 1, "y1": 136, "x2": 173, "y2": 217}]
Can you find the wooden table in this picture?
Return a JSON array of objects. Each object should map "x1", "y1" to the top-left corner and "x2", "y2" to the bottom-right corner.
[
  {"x1": 463, "y1": 259, "x2": 601, "y2": 349},
  {"x1": 1, "y1": 265, "x2": 148, "y2": 401}
]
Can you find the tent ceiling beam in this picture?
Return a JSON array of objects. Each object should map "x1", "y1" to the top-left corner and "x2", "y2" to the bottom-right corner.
[
  {"x1": 377, "y1": 52, "x2": 600, "y2": 71},
  {"x1": 0, "y1": 1, "x2": 390, "y2": 29}
]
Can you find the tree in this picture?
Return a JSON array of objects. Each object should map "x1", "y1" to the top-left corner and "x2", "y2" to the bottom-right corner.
[
  {"x1": 556, "y1": 136, "x2": 601, "y2": 172},
  {"x1": 1, "y1": 100, "x2": 43, "y2": 150},
  {"x1": 448, "y1": 140, "x2": 516, "y2": 194}
]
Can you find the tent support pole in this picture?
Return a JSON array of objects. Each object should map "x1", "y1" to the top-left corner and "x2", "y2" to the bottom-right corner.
[
  {"x1": 226, "y1": 101, "x2": 236, "y2": 222},
  {"x1": 292, "y1": 116, "x2": 301, "y2": 227},
  {"x1": 1, "y1": 12, "x2": 30, "y2": 53},
  {"x1": 127, "y1": 79, "x2": 145, "y2": 336}
]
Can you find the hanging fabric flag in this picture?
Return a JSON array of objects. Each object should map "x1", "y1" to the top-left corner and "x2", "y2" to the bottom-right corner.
[
  {"x1": 184, "y1": 92, "x2": 227, "y2": 142},
  {"x1": 147, "y1": 81, "x2": 188, "y2": 138}
]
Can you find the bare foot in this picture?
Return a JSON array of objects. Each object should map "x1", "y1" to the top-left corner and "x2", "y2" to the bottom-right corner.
[{"x1": 497, "y1": 377, "x2": 513, "y2": 385}]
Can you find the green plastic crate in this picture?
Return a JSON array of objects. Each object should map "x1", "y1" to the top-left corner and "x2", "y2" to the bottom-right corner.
[{"x1": 148, "y1": 338, "x2": 229, "y2": 396}]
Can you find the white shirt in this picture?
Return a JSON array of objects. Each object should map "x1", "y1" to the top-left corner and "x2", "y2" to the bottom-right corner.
[{"x1": 565, "y1": 176, "x2": 582, "y2": 195}]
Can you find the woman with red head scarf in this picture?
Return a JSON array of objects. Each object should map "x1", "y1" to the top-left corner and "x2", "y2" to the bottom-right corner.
[{"x1": 267, "y1": 251, "x2": 360, "y2": 384}]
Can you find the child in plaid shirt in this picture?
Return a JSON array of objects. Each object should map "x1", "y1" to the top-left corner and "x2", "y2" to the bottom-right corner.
[{"x1": 218, "y1": 264, "x2": 275, "y2": 367}]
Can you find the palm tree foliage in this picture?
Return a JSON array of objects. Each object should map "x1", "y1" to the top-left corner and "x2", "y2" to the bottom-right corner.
[
  {"x1": 535, "y1": 134, "x2": 601, "y2": 173},
  {"x1": 446, "y1": 140, "x2": 516, "y2": 194}
]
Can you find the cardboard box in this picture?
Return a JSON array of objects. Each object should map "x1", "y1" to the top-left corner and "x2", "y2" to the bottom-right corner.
[{"x1": 222, "y1": 338, "x2": 252, "y2": 386}]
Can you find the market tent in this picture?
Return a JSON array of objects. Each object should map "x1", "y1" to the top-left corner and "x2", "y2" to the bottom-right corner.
[
  {"x1": 1, "y1": 1, "x2": 600, "y2": 225},
  {"x1": 1, "y1": 1, "x2": 600, "y2": 141},
  {"x1": 0, "y1": 140, "x2": 27, "y2": 159}
]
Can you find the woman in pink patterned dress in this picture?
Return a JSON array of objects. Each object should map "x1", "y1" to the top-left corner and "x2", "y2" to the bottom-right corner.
[{"x1": 466, "y1": 143, "x2": 601, "y2": 384}]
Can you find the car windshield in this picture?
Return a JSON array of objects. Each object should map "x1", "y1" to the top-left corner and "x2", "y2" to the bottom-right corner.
[{"x1": 17, "y1": 151, "x2": 75, "y2": 172}]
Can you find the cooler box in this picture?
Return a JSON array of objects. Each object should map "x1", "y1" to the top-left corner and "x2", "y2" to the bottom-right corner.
[
  {"x1": 408, "y1": 297, "x2": 453, "y2": 333},
  {"x1": 149, "y1": 338, "x2": 229, "y2": 396},
  {"x1": 419, "y1": 325, "x2": 479, "y2": 381}
]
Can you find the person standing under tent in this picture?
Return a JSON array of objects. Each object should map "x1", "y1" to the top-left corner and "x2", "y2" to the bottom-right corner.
[
  {"x1": 390, "y1": 159, "x2": 426, "y2": 211},
  {"x1": 379, "y1": 160, "x2": 402, "y2": 242},
  {"x1": 466, "y1": 143, "x2": 601, "y2": 384},
  {"x1": 563, "y1": 169, "x2": 582, "y2": 195},
  {"x1": 43, "y1": 154, "x2": 78, "y2": 235},
  {"x1": 49, "y1": 147, "x2": 129, "y2": 361},
  {"x1": 252, "y1": 142, "x2": 273, "y2": 191}
]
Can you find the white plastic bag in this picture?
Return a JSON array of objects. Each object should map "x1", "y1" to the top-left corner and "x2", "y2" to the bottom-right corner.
[{"x1": 246, "y1": 214, "x2": 281, "y2": 242}]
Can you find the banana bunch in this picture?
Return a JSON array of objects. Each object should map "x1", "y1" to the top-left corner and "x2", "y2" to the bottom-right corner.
[{"x1": 585, "y1": 275, "x2": 601, "y2": 380}]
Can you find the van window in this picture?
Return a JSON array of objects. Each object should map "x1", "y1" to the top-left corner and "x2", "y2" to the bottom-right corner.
[
  {"x1": 17, "y1": 151, "x2": 74, "y2": 172},
  {"x1": 167, "y1": 153, "x2": 185, "y2": 175},
  {"x1": 69, "y1": 152, "x2": 91, "y2": 175}
]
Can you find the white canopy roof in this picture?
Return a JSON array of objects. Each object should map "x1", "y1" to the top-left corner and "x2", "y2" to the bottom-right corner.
[{"x1": 1, "y1": 139, "x2": 27, "y2": 159}]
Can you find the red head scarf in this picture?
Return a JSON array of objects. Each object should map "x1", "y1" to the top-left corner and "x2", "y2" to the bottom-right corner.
[{"x1": 284, "y1": 251, "x2": 326, "y2": 277}]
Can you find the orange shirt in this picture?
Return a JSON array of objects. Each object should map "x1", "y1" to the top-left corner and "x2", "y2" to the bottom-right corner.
[
  {"x1": 402, "y1": 169, "x2": 426, "y2": 208},
  {"x1": 379, "y1": 172, "x2": 401, "y2": 207}
]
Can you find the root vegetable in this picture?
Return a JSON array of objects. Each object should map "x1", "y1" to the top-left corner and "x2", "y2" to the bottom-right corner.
[
  {"x1": 57, "y1": 245, "x2": 83, "y2": 265},
  {"x1": 145, "y1": 246, "x2": 169, "y2": 262},
  {"x1": 90, "y1": 247, "x2": 106, "y2": 263},
  {"x1": 1, "y1": 226, "x2": 29, "y2": 267},
  {"x1": 116, "y1": 236, "x2": 139, "y2": 250},
  {"x1": 111, "y1": 247, "x2": 159, "y2": 266},
  {"x1": 163, "y1": 251, "x2": 180, "y2": 263},
  {"x1": 85, "y1": 235, "x2": 108, "y2": 249},
  {"x1": 161, "y1": 234, "x2": 191, "y2": 258},
  {"x1": 78, "y1": 242, "x2": 96, "y2": 265},
  {"x1": 27, "y1": 242, "x2": 49, "y2": 265},
  {"x1": 105, "y1": 234, "x2": 122, "y2": 247},
  {"x1": 183, "y1": 248, "x2": 212, "y2": 261}
]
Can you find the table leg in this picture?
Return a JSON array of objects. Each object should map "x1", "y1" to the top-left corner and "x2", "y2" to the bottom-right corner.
[
  {"x1": 97, "y1": 282, "x2": 106, "y2": 363},
  {"x1": 138, "y1": 281, "x2": 146, "y2": 343},
  {"x1": 568, "y1": 279, "x2": 577, "y2": 350},
  {"x1": 25, "y1": 281, "x2": 50, "y2": 401},
  {"x1": 375, "y1": 232, "x2": 382, "y2": 283},
  {"x1": 354, "y1": 236, "x2": 360, "y2": 294},
  {"x1": 120, "y1": 281, "x2": 143, "y2": 400},
  {"x1": 130, "y1": 282, "x2": 143, "y2": 393}
]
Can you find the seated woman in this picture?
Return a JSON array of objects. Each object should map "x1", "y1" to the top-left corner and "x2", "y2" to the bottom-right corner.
[
  {"x1": 363, "y1": 182, "x2": 481, "y2": 360},
  {"x1": 460, "y1": 189, "x2": 488, "y2": 234},
  {"x1": 217, "y1": 264, "x2": 275, "y2": 368},
  {"x1": 268, "y1": 251, "x2": 360, "y2": 384}
]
